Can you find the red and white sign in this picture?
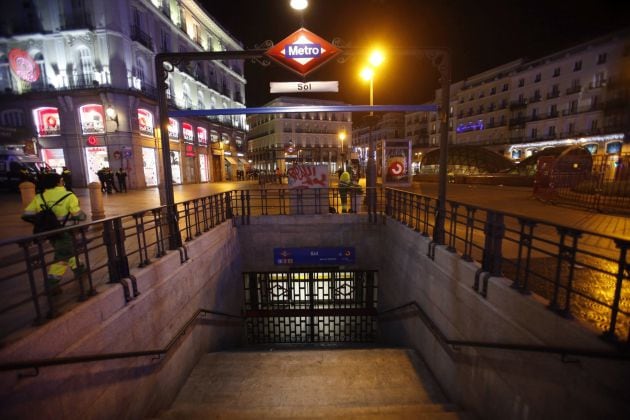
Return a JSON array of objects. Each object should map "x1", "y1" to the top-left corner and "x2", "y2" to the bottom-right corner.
[
  {"x1": 265, "y1": 28, "x2": 340, "y2": 76},
  {"x1": 138, "y1": 108, "x2": 154, "y2": 136},
  {"x1": 197, "y1": 127, "x2": 208, "y2": 145},
  {"x1": 184, "y1": 144, "x2": 195, "y2": 157},
  {"x1": 79, "y1": 104, "x2": 105, "y2": 134},
  {"x1": 33, "y1": 107, "x2": 61, "y2": 137},
  {"x1": 182, "y1": 122, "x2": 194, "y2": 143},
  {"x1": 168, "y1": 118, "x2": 179, "y2": 140},
  {"x1": 9, "y1": 49, "x2": 40, "y2": 83}
]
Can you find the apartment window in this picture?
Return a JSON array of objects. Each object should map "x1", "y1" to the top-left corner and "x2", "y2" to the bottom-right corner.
[
  {"x1": 573, "y1": 60, "x2": 582, "y2": 71},
  {"x1": 502, "y1": 83, "x2": 508, "y2": 91},
  {"x1": 548, "y1": 126, "x2": 556, "y2": 136},
  {"x1": 594, "y1": 72, "x2": 606, "y2": 87},
  {"x1": 531, "y1": 108, "x2": 538, "y2": 119},
  {"x1": 569, "y1": 100, "x2": 578, "y2": 113},
  {"x1": 591, "y1": 119, "x2": 598, "y2": 131},
  {"x1": 534, "y1": 73, "x2": 541, "y2": 82},
  {"x1": 490, "y1": 87, "x2": 496, "y2": 95},
  {"x1": 518, "y1": 78, "x2": 525, "y2": 87},
  {"x1": 553, "y1": 67, "x2": 560, "y2": 77},
  {"x1": 550, "y1": 104, "x2": 558, "y2": 116},
  {"x1": 597, "y1": 53, "x2": 607, "y2": 64},
  {"x1": 568, "y1": 123, "x2": 575, "y2": 134},
  {"x1": 531, "y1": 127, "x2": 537, "y2": 138},
  {"x1": 1, "y1": 110, "x2": 24, "y2": 127}
]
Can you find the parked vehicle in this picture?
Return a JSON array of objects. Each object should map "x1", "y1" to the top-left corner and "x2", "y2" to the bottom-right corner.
[{"x1": 0, "y1": 149, "x2": 49, "y2": 191}]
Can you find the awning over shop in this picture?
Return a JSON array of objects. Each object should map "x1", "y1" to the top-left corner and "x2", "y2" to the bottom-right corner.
[
  {"x1": 238, "y1": 158, "x2": 249, "y2": 165},
  {"x1": 224, "y1": 156, "x2": 238, "y2": 165}
]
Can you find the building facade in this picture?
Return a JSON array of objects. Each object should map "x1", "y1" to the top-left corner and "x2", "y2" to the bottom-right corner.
[
  {"x1": 405, "y1": 29, "x2": 629, "y2": 165},
  {"x1": 0, "y1": 0, "x2": 247, "y2": 189},
  {"x1": 247, "y1": 96, "x2": 352, "y2": 175}
]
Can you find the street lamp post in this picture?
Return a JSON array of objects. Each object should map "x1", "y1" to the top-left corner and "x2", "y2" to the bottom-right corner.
[
  {"x1": 361, "y1": 51, "x2": 383, "y2": 222},
  {"x1": 338, "y1": 130, "x2": 346, "y2": 170}
]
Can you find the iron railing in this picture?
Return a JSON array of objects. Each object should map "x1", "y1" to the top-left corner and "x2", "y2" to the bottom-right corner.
[
  {"x1": 0, "y1": 191, "x2": 234, "y2": 341},
  {"x1": 0, "y1": 309, "x2": 242, "y2": 373},
  {"x1": 379, "y1": 301, "x2": 630, "y2": 360},
  {"x1": 1, "y1": 186, "x2": 628, "y2": 349},
  {"x1": 384, "y1": 188, "x2": 630, "y2": 345}
]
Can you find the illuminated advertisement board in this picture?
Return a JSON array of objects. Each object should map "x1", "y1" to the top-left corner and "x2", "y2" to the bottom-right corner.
[
  {"x1": 79, "y1": 104, "x2": 105, "y2": 135},
  {"x1": 382, "y1": 139, "x2": 412, "y2": 187},
  {"x1": 33, "y1": 107, "x2": 61, "y2": 137},
  {"x1": 138, "y1": 108, "x2": 154, "y2": 137},
  {"x1": 197, "y1": 127, "x2": 208, "y2": 145},
  {"x1": 168, "y1": 118, "x2": 179, "y2": 141},
  {"x1": 9, "y1": 48, "x2": 40, "y2": 83},
  {"x1": 210, "y1": 130, "x2": 219, "y2": 143},
  {"x1": 182, "y1": 122, "x2": 194, "y2": 143}
]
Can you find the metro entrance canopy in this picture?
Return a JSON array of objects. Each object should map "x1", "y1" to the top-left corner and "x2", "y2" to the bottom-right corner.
[{"x1": 155, "y1": 30, "x2": 451, "y2": 250}]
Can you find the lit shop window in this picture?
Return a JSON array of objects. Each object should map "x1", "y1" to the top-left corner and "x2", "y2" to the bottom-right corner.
[
  {"x1": 197, "y1": 127, "x2": 208, "y2": 145},
  {"x1": 168, "y1": 118, "x2": 179, "y2": 141},
  {"x1": 33, "y1": 107, "x2": 61, "y2": 137},
  {"x1": 182, "y1": 122, "x2": 194, "y2": 143},
  {"x1": 138, "y1": 108, "x2": 154, "y2": 137},
  {"x1": 79, "y1": 104, "x2": 105, "y2": 134},
  {"x1": 210, "y1": 130, "x2": 219, "y2": 143}
]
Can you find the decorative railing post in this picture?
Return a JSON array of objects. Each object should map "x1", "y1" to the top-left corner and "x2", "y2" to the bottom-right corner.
[{"x1": 602, "y1": 239, "x2": 630, "y2": 342}]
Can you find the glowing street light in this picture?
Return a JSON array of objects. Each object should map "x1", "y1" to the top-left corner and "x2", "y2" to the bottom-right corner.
[
  {"x1": 290, "y1": 0, "x2": 308, "y2": 10},
  {"x1": 338, "y1": 130, "x2": 347, "y2": 170}
]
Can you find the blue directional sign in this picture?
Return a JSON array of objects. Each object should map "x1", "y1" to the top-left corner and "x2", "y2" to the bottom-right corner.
[{"x1": 274, "y1": 247, "x2": 356, "y2": 266}]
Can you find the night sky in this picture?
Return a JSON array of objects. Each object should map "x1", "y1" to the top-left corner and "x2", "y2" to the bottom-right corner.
[{"x1": 200, "y1": 0, "x2": 630, "y2": 107}]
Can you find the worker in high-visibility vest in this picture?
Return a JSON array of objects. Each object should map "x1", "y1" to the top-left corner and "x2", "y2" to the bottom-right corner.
[{"x1": 22, "y1": 173, "x2": 87, "y2": 295}]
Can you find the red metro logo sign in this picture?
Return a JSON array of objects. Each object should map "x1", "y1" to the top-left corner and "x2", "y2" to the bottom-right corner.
[
  {"x1": 266, "y1": 28, "x2": 340, "y2": 77},
  {"x1": 8, "y1": 49, "x2": 40, "y2": 83}
]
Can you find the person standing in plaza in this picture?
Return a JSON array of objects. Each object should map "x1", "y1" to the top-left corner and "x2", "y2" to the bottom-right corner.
[
  {"x1": 116, "y1": 167, "x2": 128, "y2": 192},
  {"x1": 21, "y1": 172, "x2": 87, "y2": 294},
  {"x1": 339, "y1": 168, "x2": 352, "y2": 213}
]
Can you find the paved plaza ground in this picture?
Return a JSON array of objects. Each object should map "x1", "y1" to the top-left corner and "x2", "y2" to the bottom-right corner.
[{"x1": 0, "y1": 179, "x2": 628, "y2": 242}]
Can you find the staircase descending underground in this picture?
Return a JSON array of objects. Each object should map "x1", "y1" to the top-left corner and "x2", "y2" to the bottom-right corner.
[{"x1": 155, "y1": 347, "x2": 465, "y2": 419}]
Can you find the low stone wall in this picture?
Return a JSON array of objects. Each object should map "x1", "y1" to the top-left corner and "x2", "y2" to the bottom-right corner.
[
  {"x1": 378, "y1": 220, "x2": 630, "y2": 420},
  {"x1": 0, "y1": 222, "x2": 244, "y2": 420}
]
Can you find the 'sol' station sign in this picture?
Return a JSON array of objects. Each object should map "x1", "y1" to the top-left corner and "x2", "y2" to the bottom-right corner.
[{"x1": 266, "y1": 27, "x2": 340, "y2": 76}]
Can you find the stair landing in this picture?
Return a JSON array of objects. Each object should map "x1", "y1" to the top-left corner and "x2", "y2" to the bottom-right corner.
[{"x1": 158, "y1": 347, "x2": 462, "y2": 419}]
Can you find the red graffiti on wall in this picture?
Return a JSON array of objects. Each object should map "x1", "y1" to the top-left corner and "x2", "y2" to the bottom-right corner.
[{"x1": 287, "y1": 164, "x2": 328, "y2": 188}]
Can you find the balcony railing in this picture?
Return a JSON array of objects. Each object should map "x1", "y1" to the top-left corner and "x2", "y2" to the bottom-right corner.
[{"x1": 131, "y1": 25, "x2": 153, "y2": 51}]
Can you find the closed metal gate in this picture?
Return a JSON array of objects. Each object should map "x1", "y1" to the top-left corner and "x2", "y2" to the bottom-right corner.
[{"x1": 243, "y1": 270, "x2": 378, "y2": 343}]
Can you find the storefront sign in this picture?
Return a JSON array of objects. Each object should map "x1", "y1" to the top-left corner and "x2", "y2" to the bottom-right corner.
[
  {"x1": 33, "y1": 107, "x2": 61, "y2": 137},
  {"x1": 274, "y1": 247, "x2": 355, "y2": 265},
  {"x1": 287, "y1": 164, "x2": 328, "y2": 189},
  {"x1": 182, "y1": 122, "x2": 194, "y2": 143},
  {"x1": 168, "y1": 118, "x2": 179, "y2": 140},
  {"x1": 79, "y1": 104, "x2": 105, "y2": 134},
  {"x1": 197, "y1": 127, "x2": 208, "y2": 145},
  {"x1": 9, "y1": 48, "x2": 40, "y2": 83},
  {"x1": 138, "y1": 108, "x2": 154, "y2": 137},
  {"x1": 184, "y1": 144, "x2": 195, "y2": 157}
]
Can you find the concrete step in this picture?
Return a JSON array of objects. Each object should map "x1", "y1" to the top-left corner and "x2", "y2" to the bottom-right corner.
[
  {"x1": 160, "y1": 402, "x2": 462, "y2": 419},
  {"x1": 155, "y1": 347, "x2": 464, "y2": 419}
]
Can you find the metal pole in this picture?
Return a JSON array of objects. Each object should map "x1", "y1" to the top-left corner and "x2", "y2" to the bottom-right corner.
[
  {"x1": 434, "y1": 52, "x2": 451, "y2": 244},
  {"x1": 366, "y1": 78, "x2": 377, "y2": 222}
]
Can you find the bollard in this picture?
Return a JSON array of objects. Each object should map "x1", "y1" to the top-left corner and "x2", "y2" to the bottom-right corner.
[
  {"x1": 19, "y1": 181, "x2": 36, "y2": 209},
  {"x1": 88, "y1": 182, "x2": 105, "y2": 220}
]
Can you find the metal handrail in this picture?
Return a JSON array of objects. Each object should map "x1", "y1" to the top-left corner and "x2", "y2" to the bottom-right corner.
[
  {"x1": 0, "y1": 309, "x2": 242, "y2": 373},
  {"x1": 379, "y1": 301, "x2": 630, "y2": 360}
]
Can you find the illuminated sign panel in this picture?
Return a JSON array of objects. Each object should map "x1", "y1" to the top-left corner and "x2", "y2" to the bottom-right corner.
[
  {"x1": 168, "y1": 118, "x2": 179, "y2": 141},
  {"x1": 182, "y1": 122, "x2": 194, "y2": 143},
  {"x1": 197, "y1": 127, "x2": 208, "y2": 145},
  {"x1": 138, "y1": 109, "x2": 154, "y2": 136},
  {"x1": 33, "y1": 107, "x2": 61, "y2": 137},
  {"x1": 9, "y1": 49, "x2": 40, "y2": 83},
  {"x1": 265, "y1": 28, "x2": 340, "y2": 76},
  {"x1": 79, "y1": 104, "x2": 105, "y2": 135}
]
